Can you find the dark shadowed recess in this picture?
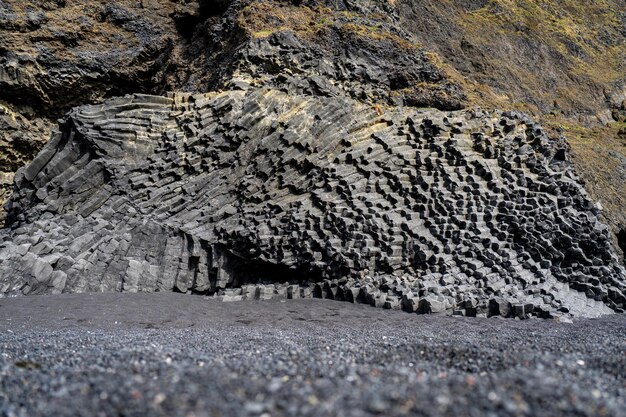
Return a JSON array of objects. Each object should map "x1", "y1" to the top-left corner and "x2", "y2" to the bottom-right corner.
[
  {"x1": 222, "y1": 255, "x2": 322, "y2": 287},
  {"x1": 180, "y1": 247, "x2": 325, "y2": 296},
  {"x1": 174, "y1": 0, "x2": 231, "y2": 40},
  {"x1": 198, "y1": 0, "x2": 231, "y2": 17}
]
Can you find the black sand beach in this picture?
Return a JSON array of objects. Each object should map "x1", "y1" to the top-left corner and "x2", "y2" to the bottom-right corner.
[{"x1": 1, "y1": 293, "x2": 624, "y2": 417}]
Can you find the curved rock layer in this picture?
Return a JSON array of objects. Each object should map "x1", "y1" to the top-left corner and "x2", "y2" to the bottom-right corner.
[
  {"x1": 1, "y1": 88, "x2": 625, "y2": 318},
  {"x1": 0, "y1": 0, "x2": 467, "y2": 221}
]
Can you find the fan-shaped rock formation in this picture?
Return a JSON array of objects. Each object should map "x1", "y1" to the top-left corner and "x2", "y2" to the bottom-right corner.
[{"x1": 1, "y1": 88, "x2": 624, "y2": 318}]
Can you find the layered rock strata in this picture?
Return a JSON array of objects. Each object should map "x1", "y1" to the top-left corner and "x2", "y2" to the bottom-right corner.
[
  {"x1": 0, "y1": 0, "x2": 466, "y2": 219},
  {"x1": 1, "y1": 88, "x2": 624, "y2": 318}
]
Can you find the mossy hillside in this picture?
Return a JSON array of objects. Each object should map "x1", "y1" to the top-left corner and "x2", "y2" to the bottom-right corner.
[
  {"x1": 543, "y1": 118, "x2": 626, "y2": 239},
  {"x1": 234, "y1": 0, "x2": 466, "y2": 110},
  {"x1": 237, "y1": 1, "x2": 418, "y2": 51},
  {"x1": 458, "y1": 0, "x2": 625, "y2": 117}
]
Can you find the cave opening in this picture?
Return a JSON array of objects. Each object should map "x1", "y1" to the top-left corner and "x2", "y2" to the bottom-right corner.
[{"x1": 227, "y1": 255, "x2": 324, "y2": 288}]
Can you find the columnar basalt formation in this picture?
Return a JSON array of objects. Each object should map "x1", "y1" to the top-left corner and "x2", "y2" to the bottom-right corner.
[
  {"x1": 0, "y1": 0, "x2": 467, "y2": 219},
  {"x1": 2, "y1": 0, "x2": 625, "y2": 255},
  {"x1": 1, "y1": 88, "x2": 624, "y2": 318}
]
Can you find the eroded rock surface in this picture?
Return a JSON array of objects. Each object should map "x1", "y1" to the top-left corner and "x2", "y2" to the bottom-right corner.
[
  {"x1": 0, "y1": 104, "x2": 53, "y2": 223},
  {"x1": 0, "y1": 0, "x2": 196, "y2": 218},
  {"x1": 0, "y1": 0, "x2": 467, "y2": 218},
  {"x1": 1, "y1": 88, "x2": 624, "y2": 318}
]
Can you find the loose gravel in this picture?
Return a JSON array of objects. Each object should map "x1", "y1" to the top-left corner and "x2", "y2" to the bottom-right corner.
[{"x1": 0, "y1": 293, "x2": 624, "y2": 417}]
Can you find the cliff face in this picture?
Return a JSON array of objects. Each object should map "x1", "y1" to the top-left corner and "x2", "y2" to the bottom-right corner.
[
  {"x1": 1, "y1": 89, "x2": 624, "y2": 318},
  {"x1": 2, "y1": 0, "x2": 625, "y2": 253},
  {"x1": 395, "y1": 0, "x2": 626, "y2": 260},
  {"x1": 0, "y1": 0, "x2": 468, "y2": 217},
  {"x1": 1, "y1": 0, "x2": 625, "y2": 317},
  {"x1": 0, "y1": 0, "x2": 188, "y2": 217}
]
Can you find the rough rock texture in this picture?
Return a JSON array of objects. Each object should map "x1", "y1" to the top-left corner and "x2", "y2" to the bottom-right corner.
[
  {"x1": 0, "y1": 0, "x2": 191, "y2": 112},
  {"x1": 394, "y1": 0, "x2": 626, "y2": 264},
  {"x1": 1, "y1": 0, "x2": 625, "y2": 318},
  {"x1": 1, "y1": 0, "x2": 625, "y2": 254},
  {"x1": 219, "y1": 1, "x2": 465, "y2": 110},
  {"x1": 0, "y1": 104, "x2": 53, "y2": 216},
  {"x1": 0, "y1": 0, "x2": 467, "y2": 218},
  {"x1": 1, "y1": 88, "x2": 624, "y2": 318},
  {"x1": 0, "y1": 0, "x2": 191, "y2": 219}
]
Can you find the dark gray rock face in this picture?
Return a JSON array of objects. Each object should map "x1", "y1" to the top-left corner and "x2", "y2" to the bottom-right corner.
[
  {"x1": 219, "y1": 17, "x2": 465, "y2": 111},
  {"x1": 1, "y1": 88, "x2": 624, "y2": 318},
  {"x1": 0, "y1": 105, "x2": 53, "y2": 222},
  {"x1": 0, "y1": 0, "x2": 467, "y2": 221}
]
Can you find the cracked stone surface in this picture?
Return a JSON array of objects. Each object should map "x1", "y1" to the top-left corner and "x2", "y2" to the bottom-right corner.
[
  {"x1": 0, "y1": 0, "x2": 466, "y2": 219},
  {"x1": 1, "y1": 88, "x2": 624, "y2": 318}
]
